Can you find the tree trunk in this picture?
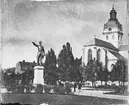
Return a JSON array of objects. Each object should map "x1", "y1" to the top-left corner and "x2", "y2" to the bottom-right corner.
[
  {"x1": 92, "y1": 81, "x2": 93, "y2": 87},
  {"x1": 118, "y1": 81, "x2": 120, "y2": 86},
  {"x1": 94, "y1": 82, "x2": 96, "y2": 88},
  {"x1": 105, "y1": 81, "x2": 107, "y2": 86},
  {"x1": 123, "y1": 81, "x2": 125, "y2": 86}
]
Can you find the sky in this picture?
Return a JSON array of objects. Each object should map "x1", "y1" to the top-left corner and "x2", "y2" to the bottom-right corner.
[{"x1": 1, "y1": 0, "x2": 128, "y2": 68}]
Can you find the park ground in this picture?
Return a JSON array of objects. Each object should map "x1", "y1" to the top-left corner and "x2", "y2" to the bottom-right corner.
[
  {"x1": 0, "y1": 82, "x2": 128, "y2": 105},
  {"x1": 73, "y1": 86, "x2": 128, "y2": 100},
  {"x1": 0, "y1": 93, "x2": 128, "y2": 105},
  {"x1": 1, "y1": 86, "x2": 128, "y2": 105}
]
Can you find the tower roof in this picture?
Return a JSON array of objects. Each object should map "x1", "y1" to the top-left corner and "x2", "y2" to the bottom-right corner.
[
  {"x1": 104, "y1": 6, "x2": 122, "y2": 31},
  {"x1": 110, "y1": 6, "x2": 117, "y2": 20}
]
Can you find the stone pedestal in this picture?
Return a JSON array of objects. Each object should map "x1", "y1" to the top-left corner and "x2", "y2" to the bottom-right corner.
[{"x1": 33, "y1": 66, "x2": 44, "y2": 85}]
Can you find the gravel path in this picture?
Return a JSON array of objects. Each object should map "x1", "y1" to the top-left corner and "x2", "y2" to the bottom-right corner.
[{"x1": 74, "y1": 87, "x2": 128, "y2": 101}]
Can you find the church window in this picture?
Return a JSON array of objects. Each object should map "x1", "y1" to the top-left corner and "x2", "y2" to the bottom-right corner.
[
  {"x1": 88, "y1": 49, "x2": 92, "y2": 61},
  {"x1": 112, "y1": 35, "x2": 114, "y2": 40},
  {"x1": 118, "y1": 35, "x2": 120, "y2": 40},
  {"x1": 97, "y1": 49, "x2": 101, "y2": 62},
  {"x1": 106, "y1": 35, "x2": 108, "y2": 40}
]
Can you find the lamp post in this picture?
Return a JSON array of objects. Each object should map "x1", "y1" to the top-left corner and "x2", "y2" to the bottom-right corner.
[
  {"x1": 105, "y1": 50, "x2": 108, "y2": 69},
  {"x1": 82, "y1": 48, "x2": 85, "y2": 66}
]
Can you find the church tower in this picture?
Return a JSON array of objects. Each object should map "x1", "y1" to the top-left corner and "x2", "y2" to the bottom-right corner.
[{"x1": 102, "y1": 6, "x2": 123, "y2": 48}]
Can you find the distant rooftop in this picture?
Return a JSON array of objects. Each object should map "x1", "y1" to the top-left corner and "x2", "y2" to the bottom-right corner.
[{"x1": 15, "y1": 60, "x2": 36, "y2": 74}]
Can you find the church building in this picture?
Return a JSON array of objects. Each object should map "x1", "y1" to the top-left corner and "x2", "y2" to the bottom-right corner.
[{"x1": 82, "y1": 6, "x2": 128, "y2": 71}]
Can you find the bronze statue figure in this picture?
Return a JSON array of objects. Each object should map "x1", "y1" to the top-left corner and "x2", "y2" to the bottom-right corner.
[{"x1": 32, "y1": 41, "x2": 45, "y2": 65}]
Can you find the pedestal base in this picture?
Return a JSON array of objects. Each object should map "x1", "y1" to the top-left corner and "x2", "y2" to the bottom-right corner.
[{"x1": 33, "y1": 66, "x2": 44, "y2": 85}]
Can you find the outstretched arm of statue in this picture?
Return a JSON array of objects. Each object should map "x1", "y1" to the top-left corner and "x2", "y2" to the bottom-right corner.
[{"x1": 32, "y1": 42, "x2": 38, "y2": 47}]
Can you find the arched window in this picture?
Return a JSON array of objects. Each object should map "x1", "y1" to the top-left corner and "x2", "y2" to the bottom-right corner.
[
  {"x1": 97, "y1": 49, "x2": 101, "y2": 61},
  {"x1": 112, "y1": 35, "x2": 114, "y2": 40},
  {"x1": 106, "y1": 35, "x2": 108, "y2": 40},
  {"x1": 88, "y1": 49, "x2": 92, "y2": 61}
]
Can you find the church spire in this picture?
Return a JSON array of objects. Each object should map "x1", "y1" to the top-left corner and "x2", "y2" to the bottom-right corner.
[
  {"x1": 110, "y1": 5, "x2": 117, "y2": 20},
  {"x1": 112, "y1": 4, "x2": 114, "y2": 9}
]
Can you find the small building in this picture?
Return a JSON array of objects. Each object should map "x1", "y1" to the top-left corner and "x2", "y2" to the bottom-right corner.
[{"x1": 15, "y1": 60, "x2": 36, "y2": 74}]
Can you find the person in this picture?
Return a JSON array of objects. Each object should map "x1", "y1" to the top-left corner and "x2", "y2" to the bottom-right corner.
[
  {"x1": 32, "y1": 41, "x2": 45, "y2": 65},
  {"x1": 73, "y1": 82, "x2": 77, "y2": 92},
  {"x1": 78, "y1": 81, "x2": 82, "y2": 92}
]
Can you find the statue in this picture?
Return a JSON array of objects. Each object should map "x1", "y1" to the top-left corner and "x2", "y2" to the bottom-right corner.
[{"x1": 32, "y1": 41, "x2": 45, "y2": 65}]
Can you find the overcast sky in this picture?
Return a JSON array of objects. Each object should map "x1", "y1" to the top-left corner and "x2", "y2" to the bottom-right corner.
[{"x1": 1, "y1": 0, "x2": 128, "y2": 68}]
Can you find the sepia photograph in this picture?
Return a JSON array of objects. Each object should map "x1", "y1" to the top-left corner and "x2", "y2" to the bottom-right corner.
[{"x1": 0, "y1": 0, "x2": 129, "y2": 105}]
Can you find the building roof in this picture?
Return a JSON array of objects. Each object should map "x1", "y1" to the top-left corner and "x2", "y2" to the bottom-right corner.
[
  {"x1": 19, "y1": 60, "x2": 36, "y2": 71},
  {"x1": 105, "y1": 19, "x2": 122, "y2": 28},
  {"x1": 109, "y1": 50, "x2": 128, "y2": 63},
  {"x1": 118, "y1": 45, "x2": 128, "y2": 51},
  {"x1": 84, "y1": 38, "x2": 118, "y2": 51}
]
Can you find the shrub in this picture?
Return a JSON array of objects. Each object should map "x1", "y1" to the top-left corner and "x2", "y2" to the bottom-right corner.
[
  {"x1": 17, "y1": 85, "x2": 24, "y2": 93},
  {"x1": 111, "y1": 84, "x2": 117, "y2": 89},
  {"x1": 114, "y1": 86, "x2": 121, "y2": 93},
  {"x1": 43, "y1": 85, "x2": 52, "y2": 94},
  {"x1": 111, "y1": 84, "x2": 126, "y2": 94},
  {"x1": 115, "y1": 86, "x2": 126, "y2": 94},
  {"x1": 53, "y1": 85, "x2": 65, "y2": 94},
  {"x1": 35, "y1": 84, "x2": 43, "y2": 94},
  {"x1": 53, "y1": 83, "x2": 72, "y2": 94},
  {"x1": 64, "y1": 83, "x2": 72, "y2": 94},
  {"x1": 6, "y1": 85, "x2": 17, "y2": 93}
]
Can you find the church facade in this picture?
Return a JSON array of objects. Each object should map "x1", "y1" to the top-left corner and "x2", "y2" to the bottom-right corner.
[{"x1": 82, "y1": 6, "x2": 128, "y2": 71}]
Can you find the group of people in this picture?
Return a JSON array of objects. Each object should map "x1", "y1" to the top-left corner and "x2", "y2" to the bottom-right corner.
[{"x1": 73, "y1": 82, "x2": 82, "y2": 92}]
